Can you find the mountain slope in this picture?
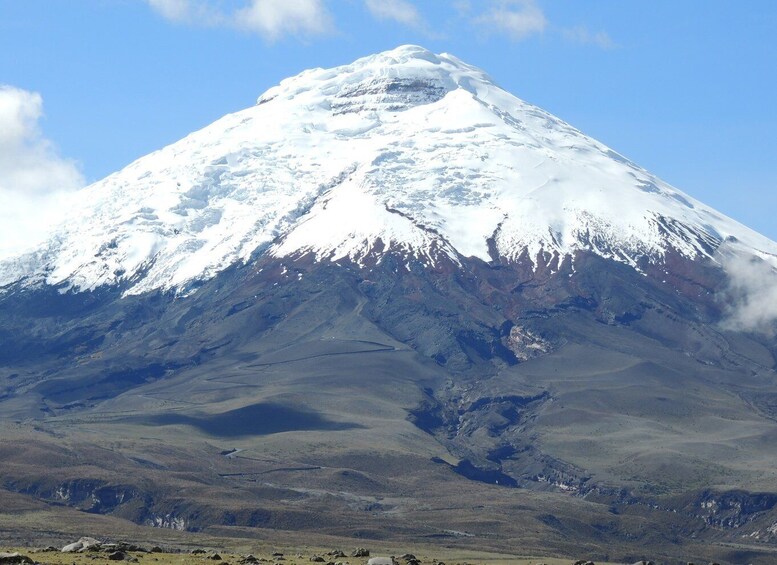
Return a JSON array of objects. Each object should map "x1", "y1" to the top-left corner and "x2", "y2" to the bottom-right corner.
[
  {"x1": 2, "y1": 46, "x2": 777, "y2": 563},
  {"x1": 2, "y1": 45, "x2": 775, "y2": 296}
]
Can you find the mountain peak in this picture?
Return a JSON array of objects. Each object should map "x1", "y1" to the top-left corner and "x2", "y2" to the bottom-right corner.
[
  {"x1": 2, "y1": 47, "x2": 776, "y2": 296},
  {"x1": 256, "y1": 44, "x2": 493, "y2": 113}
]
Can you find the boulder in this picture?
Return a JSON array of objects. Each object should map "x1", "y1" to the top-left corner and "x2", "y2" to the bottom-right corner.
[
  {"x1": 209, "y1": 554, "x2": 223, "y2": 561},
  {"x1": 0, "y1": 553, "x2": 34, "y2": 565},
  {"x1": 367, "y1": 558, "x2": 394, "y2": 565},
  {"x1": 116, "y1": 543, "x2": 147, "y2": 553},
  {"x1": 107, "y1": 551, "x2": 127, "y2": 561},
  {"x1": 352, "y1": 549, "x2": 370, "y2": 558},
  {"x1": 311, "y1": 557, "x2": 325, "y2": 563},
  {"x1": 62, "y1": 537, "x2": 102, "y2": 553}
]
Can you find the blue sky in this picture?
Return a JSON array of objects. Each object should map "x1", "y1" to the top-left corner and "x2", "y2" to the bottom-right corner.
[{"x1": 1, "y1": 0, "x2": 776, "y2": 243}]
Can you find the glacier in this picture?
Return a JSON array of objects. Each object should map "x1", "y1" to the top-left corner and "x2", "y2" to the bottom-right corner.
[{"x1": 2, "y1": 44, "x2": 776, "y2": 296}]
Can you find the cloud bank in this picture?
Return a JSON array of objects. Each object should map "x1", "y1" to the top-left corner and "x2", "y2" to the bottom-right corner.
[{"x1": 0, "y1": 86, "x2": 83, "y2": 259}]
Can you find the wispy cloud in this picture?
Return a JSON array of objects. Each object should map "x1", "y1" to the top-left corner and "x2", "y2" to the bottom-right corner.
[
  {"x1": 453, "y1": 0, "x2": 472, "y2": 16},
  {"x1": 364, "y1": 0, "x2": 423, "y2": 28},
  {"x1": 146, "y1": 0, "x2": 223, "y2": 25},
  {"x1": 0, "y1": 86, "x2": 83, "y2": 259},
  {"x1": 474, "y1": 0, "x2": 547, "y2": 41},
  {"x1": 562, "y1": 25, "x2": 616, "y2": 49},
  {"x1": 719, "y1": 250, "x2": 777, "y2": 334},
  {"x1": 147, "y1": 0, "x2": 198, "y2": 22},
  {"x1": 146, "y1": 1, "x2": 615, "y2": 48},
  {"x1": 236, "y1": 0, "x2": 332, "y2": 40},
  {"x1": 146, "y1": 0, "x2": 333, "y2": 41}
]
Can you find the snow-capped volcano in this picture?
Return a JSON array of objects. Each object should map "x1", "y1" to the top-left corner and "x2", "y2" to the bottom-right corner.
[{"x1": 3, "y1": 45, "x2": 776, "y2": 295}]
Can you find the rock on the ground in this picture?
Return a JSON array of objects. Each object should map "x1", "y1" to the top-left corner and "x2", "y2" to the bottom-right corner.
[
  {"x1": 352, "y1": 549, "x2": 370, "y2": 558},
  {"x1": 0, "y1": 553, "x2": 34, "y2": 565},
  {"x1": 368, "y1": 558, "x2": 394, "y2": 565},
  {"x1": 62, "y1": 537, "x2": 102, "y2": 553},
  {"x1": 107, "y1": 551, "x2": 127, "y2": 561}
]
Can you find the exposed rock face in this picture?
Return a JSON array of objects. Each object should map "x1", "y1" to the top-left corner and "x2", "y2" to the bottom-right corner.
[{"x1": 503, "y1": 325, "x2": 555, "y2": 361}]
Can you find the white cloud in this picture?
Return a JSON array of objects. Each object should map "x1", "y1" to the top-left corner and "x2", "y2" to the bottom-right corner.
[
  {"x1": 146, "y1": 0, "x2": 332, "y2": 41},
  {"x1": 474, "y1": 0, "x2": 547, "y2": 41},
  {"x1": 364, "y1": 0, "x2": 422, "y2": 28},
  {"x1": 0, "y1": 86, "x2": 83, "y2": 259},
  {"x1": 236, "y1": 0, "x2": 331, "y2": 40},
  {"x1": 562, "y1": 25, "x2": 616, "y2": 49},
  {"x1": 719, "y1": 250, "x2": 777, "y2": 334},
  {"x1": 146, "y1": 0, "x2": 195, "y2": 22}
]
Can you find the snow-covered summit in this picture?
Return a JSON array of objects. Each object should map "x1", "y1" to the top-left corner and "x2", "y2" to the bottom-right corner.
[
  {"x1": 2, "y1": 45, "x2": 776, "y2": 295},
  {"x1": 257, "y1": 45, "x2": 492, "y2": 114}
]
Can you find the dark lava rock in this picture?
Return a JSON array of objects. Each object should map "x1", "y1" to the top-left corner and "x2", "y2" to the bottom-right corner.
[
  {"x1": 352, "y1": 549, "x2": 370, "y2": 558},
  {"x1": 117, "y1": 543, "x2": 147, "y2": 553},
  {"x1": 192, "y1": 550, "x2": 207, "y2": 555},
  {"x1": 107, "y1": 552, "x2": 126, "y2": 561},
  {"x1": 209, "y1": 554, "x2": 222, "y2": 561},
  {"x1": 311, "y1": 557, "x2": 325, "y2": 563}
]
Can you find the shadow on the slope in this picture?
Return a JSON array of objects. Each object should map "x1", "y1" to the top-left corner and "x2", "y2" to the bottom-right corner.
[{"x1": 137, "y1": 402, "x2": 364, "y2": 438}]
